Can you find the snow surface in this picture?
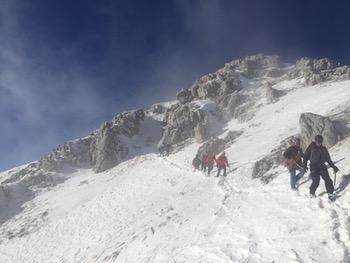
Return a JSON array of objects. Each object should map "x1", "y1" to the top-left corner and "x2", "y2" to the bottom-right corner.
[{"x1": 1, "y1": 80, "x2": 350, "y2": 262}]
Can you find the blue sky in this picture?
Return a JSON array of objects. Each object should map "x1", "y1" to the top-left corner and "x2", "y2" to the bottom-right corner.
[{"x1": 1, "y1": 0, "x2": 350, "y2": 171}]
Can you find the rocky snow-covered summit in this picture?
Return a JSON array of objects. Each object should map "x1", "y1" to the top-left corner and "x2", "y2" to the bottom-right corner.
[
  {"x1": 3, "y1": 54, "x2": 350, "y2": 189},
  {"x1": 1, "y1": 54, "x2": 350, "y2": 262}
]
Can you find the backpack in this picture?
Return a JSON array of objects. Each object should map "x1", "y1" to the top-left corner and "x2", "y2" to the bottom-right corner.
[
  {"x1": 283, "y1": 148, "x2": 292, "y2": 159},
  {"x1": 283, "y1": 146, "x2": 297, "y2": 159},
  {"x1": 309, "y1": 144, "x2": 325, "y2": 165}
]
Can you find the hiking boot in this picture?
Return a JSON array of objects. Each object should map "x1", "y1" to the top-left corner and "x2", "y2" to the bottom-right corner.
[
  {"x1": 309, "y1": 194, "x2": 316, "y2": 198},
  {"x1": 328, "y1": 193, "x2": 336, "y2": 201}
]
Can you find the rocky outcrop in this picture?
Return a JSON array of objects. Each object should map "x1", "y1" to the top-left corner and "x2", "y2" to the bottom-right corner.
[
  {"x1": 3, "y1": 110, "x2": 147, "y2": 187},
  {"x1": 282, "y1": 57, "x2": 350, "y2": 85},
  {"x1": 190, "y1": 55, "x2": 279, "y2": 101},
  {"x1": 158, "y1": 103, "x2": 209, "y2": 148},
  {"x1": 233, "y1": 100, "x2": 259, "y2": 122},
  {"x1": 299, "y1": 112, "x2": 341, "y2": 149},
  {"x1": 91, "y1": 122, "x2": 129, "y2": 173},
  {"x1": 224, "y1": 54, "x2": 281, "y2": 78},
  {"x1": 190, "y1": 54, "x2": 284, "y2": 122},
  {"x1": 190, "y1": 59, "x2": 242, "y2": 102},
  {"x1": 217, "y1": 91, "x2": 246, "y2": 120},
  {"x1": 176, "y1": 89, "x2": 194, "y2": 104},
  {"x1": 150, "y1": 103, "x2": 166, "y2": 114},
  {"x1": 39, "y1": 136, "x2": 93, "y2": 172},
  {"x1": 252, "y1": 137, "x2": 292, "y2": 183},
  {"x1": 191, "y1": 77, "x2": 224, "y2": 100}
]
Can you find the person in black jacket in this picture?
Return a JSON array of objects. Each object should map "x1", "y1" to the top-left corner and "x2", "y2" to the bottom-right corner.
[{"x1": 302, "y1": 135, "x2": 339, "y2": 198}]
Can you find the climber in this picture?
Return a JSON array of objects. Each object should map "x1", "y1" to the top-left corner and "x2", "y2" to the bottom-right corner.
[
  {"x1": 283, "y1": 137, "x2": 305, "y2": 190},
  {"x1": 215, "y1": 151, "x2": 230, "y2": 177},
  {"x1": 192, "y1": 154, "x2": 201, "y2": 171},
  {"x1": 165, "y1": 144, "x2": 171, "y2": 156},
  {"x1": 206, "y1": 152, "x2": 216, "y2": 176},
  {"x1": 302, "y1": 135, "x2": 339, "y2": 199},
  {"x1": 158, "y1": 145, "x2": 165, "y2": 157}
]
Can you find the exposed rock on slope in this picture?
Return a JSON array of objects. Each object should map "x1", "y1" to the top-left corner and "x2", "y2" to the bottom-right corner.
[
  {"x1": 225, "y1": 54, "x2": 281, "y2": 78},
  {"x1": 176, "y1": 89, "x2": 194, "y2": 104},
  {"x1": 282, "y1": 57, "x2": 350, "y2": 85},
  {"x1": 3, "y1": 110, "x2": 148, "y2": 187},
  {"x1": 252, "y1": 137, "x2": 293, "y2": 183},
  {"x1": 158, "y1": 103, "x2": 209, "y2": 148},
  {"x1": 150, "y1": 103, "x2": 166, "y2": 114},
  {"x1": 4, "y1": 54, "x2": 350, "y2": 188},
  {"x1": 299, "y1": 112, "x2": 341, "y2": 149}
]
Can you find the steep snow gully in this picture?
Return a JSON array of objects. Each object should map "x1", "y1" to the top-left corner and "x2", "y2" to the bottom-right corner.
[{"x1": 1, "y1": 55, "x2": 350, "y2": 262}]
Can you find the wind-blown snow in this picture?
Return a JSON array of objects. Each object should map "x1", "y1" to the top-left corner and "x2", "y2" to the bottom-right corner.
[{"x1": 1, "y1": 80, "x2": 350, "y2": 262}]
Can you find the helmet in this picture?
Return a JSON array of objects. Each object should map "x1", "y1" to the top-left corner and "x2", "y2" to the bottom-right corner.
[{"x1": 315, "y1": 134, "x2": 323, "y2": 144}]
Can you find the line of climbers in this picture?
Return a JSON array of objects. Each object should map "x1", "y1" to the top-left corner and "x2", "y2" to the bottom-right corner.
[
  {"x1": 283, "y1": 134, "x2": 339, "y2": 200},
  {"x1": 192, "y1": 151, "x2": 230, "y2": 177}
]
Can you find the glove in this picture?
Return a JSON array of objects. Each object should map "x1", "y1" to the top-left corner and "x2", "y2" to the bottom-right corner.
[
  {"x1": 333, "y1": 166, "x2": 339, "y2": 173},
  {"x1": 303, "y1": 166, "x2": 308, "y2": 172}
]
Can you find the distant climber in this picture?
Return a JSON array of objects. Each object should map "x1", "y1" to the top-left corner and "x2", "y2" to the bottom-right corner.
[
  {"x1": 165, "y1": 144, "x2": 171, "y2": 156},
  {"x1": 283, "y1": 137, "x2": 305, "y2": 191},
  {"x1": 302, "y1": 135, "x2": 339, "y2": 199},
  {"x1": 215, "y1": 151, "x2": 230, "y2": 177},
  {"x1": 159, "y1": 144, "x2": 171, "y2": 157},
  {"x1": 206, "y1": 152, "x2": 216, "y2": 176},
  {"x1": 158, "y1": 145, "x2": 165, "y2": 157},
  {"x1": 192, "y1": 154, "x2": 201, "y2": 171}
]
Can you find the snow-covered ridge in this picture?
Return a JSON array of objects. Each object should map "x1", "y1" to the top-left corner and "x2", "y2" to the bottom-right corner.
[{"x1": 1, "y1": 54, "x2": 350, "y2": 262}]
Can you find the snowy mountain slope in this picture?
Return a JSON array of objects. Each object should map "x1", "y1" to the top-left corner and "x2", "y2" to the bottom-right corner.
[{"x1": 1, "y1": 55, "x2": 350, "y2": 262}]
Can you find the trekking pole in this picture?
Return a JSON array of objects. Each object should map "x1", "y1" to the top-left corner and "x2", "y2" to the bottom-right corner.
[{"x1": 334, "y1": 171, "x2": 337, "y2": 187}]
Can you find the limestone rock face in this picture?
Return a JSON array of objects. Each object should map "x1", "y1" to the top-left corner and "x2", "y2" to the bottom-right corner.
[
  {"x1": 299, "y1": 112, "x2": 341, "y2": 149},
  {"x1": 189, "y1": 54, "x2": 283, "y2": 122},
  {"x1": 176, "y1": 89, "x2": 194, "y2": 104},
  {"x1": 226, "y1": 54, "x2": 281, "y2": 78},
  {"x1": 158, "y1": 103, "x2": 209, "y2": 148},
  {"x1": 39, "y1": 136, "x2": 94, "y2": 172},
  {"x1": 91, "y1": 122, "x2": 129, "y2": 173},
  {"x1": 4, "y1": 110, "x2": 147, "y2": 187},
  {"x1": 282, "y1": 57, "x2": 350, "y2": 85},
  {"x1": 218, "y1": 91, "x2": 246, "y2": 120},
  {"x1": 252, "y1": 137, "x2": 292, "y2": 183},
  {"x1": 191, "y1": 78, "x2": 223, "y2": 100},
  {"x1": 150, "y1": 103, "x2": 166, "y2": 114}
]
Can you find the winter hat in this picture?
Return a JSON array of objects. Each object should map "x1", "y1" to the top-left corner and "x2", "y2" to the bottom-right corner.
[{"x1": 315, "y1": 134, "x2": 323, "y2": 144}]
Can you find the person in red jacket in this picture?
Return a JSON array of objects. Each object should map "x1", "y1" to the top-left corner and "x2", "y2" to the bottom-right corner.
[
  {"x1": 205, "y1": 152, "x2": 216, "y2": 176},
  {"x1": 215, "y1": 151, "x2": 229, "y2": 177}
]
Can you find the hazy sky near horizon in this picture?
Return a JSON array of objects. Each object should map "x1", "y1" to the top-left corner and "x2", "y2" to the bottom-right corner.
[{"x1": 1, "y1": 0, "x2": 350, "y2": 171}]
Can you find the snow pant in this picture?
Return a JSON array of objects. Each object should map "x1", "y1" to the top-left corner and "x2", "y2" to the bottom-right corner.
[
  {"x1": 289, "y1": 168, "x2": 305, "y2": 190},
  {"x1": 216, "y1": 165, "x2": 227, "y2": 177},
  {"x1": 207, "y1": 164, "x2": 214, "y2": 175},
  {"x1": 201, "y1": 162, "x2": 207, "y2": 172},
  {"x1": 309, "y1": 169, "x2": 334, "y2": 195}
]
